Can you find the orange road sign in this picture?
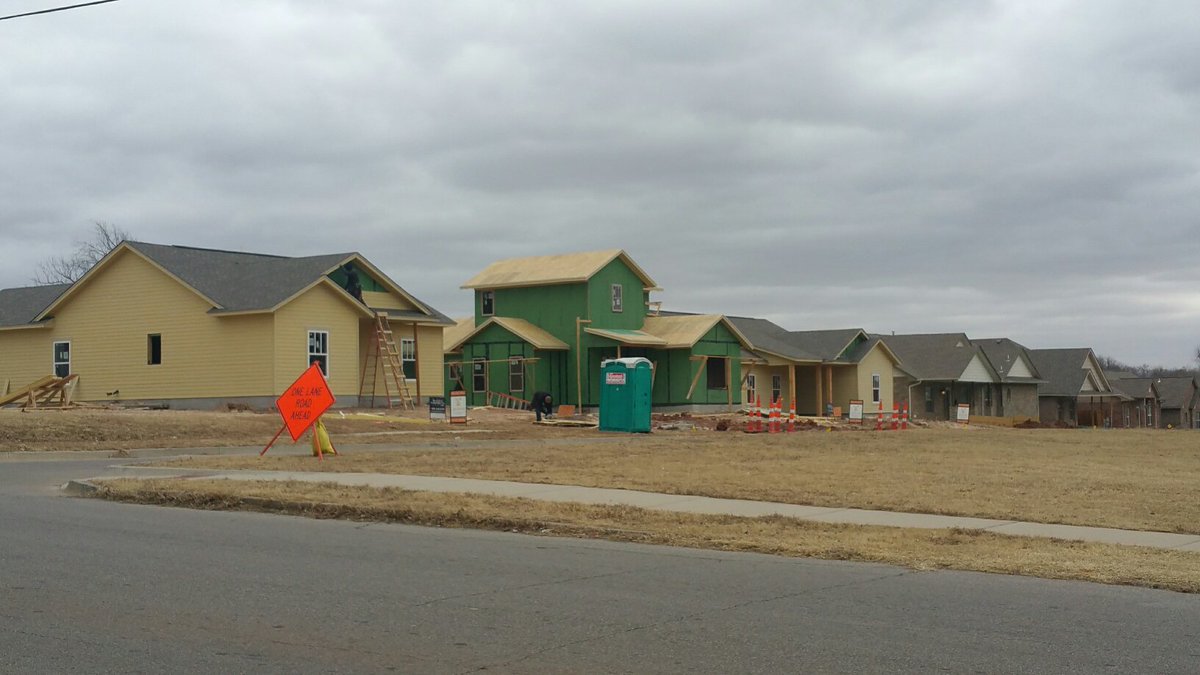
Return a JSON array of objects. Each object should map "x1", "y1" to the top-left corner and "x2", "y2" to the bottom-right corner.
[{"x1": 276, "y1": 363, "x2": 336, "y2": 442}]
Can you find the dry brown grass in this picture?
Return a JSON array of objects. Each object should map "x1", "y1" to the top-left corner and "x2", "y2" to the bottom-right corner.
[
  {"x1": 94, "y1": 477, "x2": 1200, "y2": 594},
  {"x1": 158, "y1": 427, "x2": 1200, "y2": 534},
  {"x1": 0, "y1": 406, "x2": 588, "y2": 452}
]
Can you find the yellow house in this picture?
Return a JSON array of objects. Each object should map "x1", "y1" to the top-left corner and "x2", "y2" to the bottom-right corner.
[
  {"x1": 0, "y1": 241, "x2": 451, "y2": 409},
  {"x1": 729, "y1": 317, "x2": 902, "y2": 417}
]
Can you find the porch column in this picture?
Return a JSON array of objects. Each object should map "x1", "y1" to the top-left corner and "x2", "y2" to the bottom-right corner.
[
  {"x1": 788, "y1": 365, "x2": 796, "y2": 412},
  {"x1": 815, "y1": 366, "x2": 823, "y2": 415}
]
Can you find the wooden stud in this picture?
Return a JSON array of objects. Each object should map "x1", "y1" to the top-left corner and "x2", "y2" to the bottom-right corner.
[{"x1": 686, "y1": 355, "x2": 709, "y2": 400}]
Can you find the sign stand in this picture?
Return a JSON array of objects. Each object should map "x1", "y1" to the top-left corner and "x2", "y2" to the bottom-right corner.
[{"x1": 262, "y1": 362, "x2": 338, "y2": 459}]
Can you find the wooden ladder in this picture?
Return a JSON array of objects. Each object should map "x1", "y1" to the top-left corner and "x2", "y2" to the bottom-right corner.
[{"x1": 359, "y1": 312, "x2": 415, "y2": 410}]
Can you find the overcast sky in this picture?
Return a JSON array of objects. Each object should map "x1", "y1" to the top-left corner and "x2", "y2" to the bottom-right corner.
[{"x1": 2, "y1": 1, "x2": 1197, "y2": 366}]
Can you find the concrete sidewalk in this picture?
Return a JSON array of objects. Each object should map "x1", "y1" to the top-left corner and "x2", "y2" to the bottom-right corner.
[{"x1": 86, "y1": 466, "x2": 1200, "y2": 553}]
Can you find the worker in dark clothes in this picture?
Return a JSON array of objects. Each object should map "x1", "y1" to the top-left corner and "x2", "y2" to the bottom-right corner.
[
  {"x1": 343, "y1": 264, "x2": 363, "y2": 302},
  {"x1": 531, "y1": 391, "x2": 554, "y2": 422}
]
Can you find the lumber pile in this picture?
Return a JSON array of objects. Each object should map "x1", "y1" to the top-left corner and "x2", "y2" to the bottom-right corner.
[{"x1": 0, "y1": 374, "x2": 80, "y2": 410}]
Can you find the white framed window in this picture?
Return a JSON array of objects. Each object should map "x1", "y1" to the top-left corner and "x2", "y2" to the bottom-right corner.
[
  {"x1": 308, "y1": 330, "x2": 329, "y2": 376},
  {"x1": 771, "y1": 374, "x2": 782, "y2": 403},
  {"x1": 481, "y1": 290, "x2": 495, "y2": 316},
  {"x1": 472, "y1": 358, "x2": 487, "y2": 393},
  {"x1": 746, "y1": 374, "x2": 756, "y2": 404},
  {"x1": 400, "y1": 338, "x2": 416, "y2": 378},
  {"x1": 53, "y1": 341, "x2": 71, "y2": 377},
  {"x1": 872, "y1": 373, "x2": 881, "y2": 403},
  {"x1": 611, "y1": 284, "x2": 623, "y2": 313},
  {"x1": 509, "y1": 358, "x2": 524, "y2": 392}
]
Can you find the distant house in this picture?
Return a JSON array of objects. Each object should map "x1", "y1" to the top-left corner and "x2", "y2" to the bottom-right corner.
[
  {"x1": 880, "y1": 333, "x2": 1005, "y2": 421},
  {"x1": 446, "y1": 250, "x2": 750, "y2": 411},
  {"x1": 1027, "y1": 348, "x2": 1120, "y2": 427},
  {"x1": 731, "y1": 317, "x2": 901, "y2": 416},
  {"x1": 972, "y1": 338, "x2": 1046, "y2": 420},
  {"x1": 1152, "y1": 376, "x2": 1198, "y2": 429},
  {"x1": 1103, "y1": 374, "x2": 1159, "y2": 428},
  {"x1": 0, "y1": 241, "x2": 451, "y2": 408}
]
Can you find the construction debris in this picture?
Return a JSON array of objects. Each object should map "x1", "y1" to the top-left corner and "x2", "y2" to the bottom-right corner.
[{"x1": 0, "y1": 374, "x2": 80, "y2": 410}]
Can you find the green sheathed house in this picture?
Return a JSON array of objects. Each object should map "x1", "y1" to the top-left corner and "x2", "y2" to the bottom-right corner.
[{"x1": 444, "y1": 250, "x2": 749, "y2": 411}]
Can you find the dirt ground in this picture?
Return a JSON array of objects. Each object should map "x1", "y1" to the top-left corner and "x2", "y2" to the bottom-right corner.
[
  {"x1": 159, "y1": 423, "x2": 1200, "y2": 535},
  {"x1": 0, "y1": 405, "x2": 591, "y2": 452}
]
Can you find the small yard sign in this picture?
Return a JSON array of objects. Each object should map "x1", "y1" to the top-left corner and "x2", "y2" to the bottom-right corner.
[
  {"x1": 956, "y1": 403, "x2": 971, "y2": 424},
  {"x1": 848, "y1": 400, "x2": 864, "y2": 423},
  {"x1": 428, "y1": 396, "x2": 446, "y2": 420},
  {"x1": 449, "y1": 390, "x2": 468, "y2": 424}
]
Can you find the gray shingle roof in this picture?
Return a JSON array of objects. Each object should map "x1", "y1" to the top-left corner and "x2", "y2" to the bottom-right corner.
[
  {"x1": 723, "y1": 316, "x2": 821, "y2": 362},
  {"x1": 877, "y1": 333, "x2": 992, "y2": 381},
  {"x1": 1108, "y1": 377, "x2": 1157, "y2": 400},
  {"x1": 1153, "y1": 376, "x2": 1197, "y2": 409},
  {"x1": 787, "y1": 329, "x2": 865, "y2": 362},
  {"x1": 974, "y1": 337, "x2": 1044, "y2": 383},
  {"x1": 129, "y1": 242, "x2": 452, "y2": 323},
  {"x1": 0, "y1": 283, "x2": 70, "y2": 327},
  {"x1": 1027, "y1": 348, "x2": 1106, "y2": 397},
  {"x1": 128, "y1": 242, "x2": 354, "y2": 312}
]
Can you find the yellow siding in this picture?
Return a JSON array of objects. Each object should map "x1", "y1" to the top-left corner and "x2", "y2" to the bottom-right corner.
[
  {"x1": 273, "y1": 282, "x2": 363, "y2": 397},
  {"x1": 834, "y1": 347, "x2": 896, "y2": 415},
  {"x1": 743, "y1": 364, "x2": 793, "y2": 408},
  {"x1": 831, "y1": 366, "x2": 859, "y2": 413},
  {"x1": 38, "y1": 253, "x2": 270, "y2": 399},
  {"x1": 361, "y1": 290, "x2": 417, "y2": 311},
  {"x1": 0, "y1": 328, "x2": 54, "y2": 396},
  {"x1": 415, "y1": 324, "x2": 445, "y2": 399},
  {"x1": 0, "y1": 250, "x2": 275, "y2": 401}
]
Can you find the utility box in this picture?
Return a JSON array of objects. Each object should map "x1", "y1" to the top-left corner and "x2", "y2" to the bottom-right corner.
[{"x1": 599, "y1": 357, "x2": 653, "y2": 433}]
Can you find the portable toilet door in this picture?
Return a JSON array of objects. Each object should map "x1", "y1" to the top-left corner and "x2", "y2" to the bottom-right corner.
[{"x1": 600, "y1": 357, "x2": 652, "y2": 433}]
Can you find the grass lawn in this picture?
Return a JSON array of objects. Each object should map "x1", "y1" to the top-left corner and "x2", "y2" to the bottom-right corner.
[
  {"x1": 94, "y1": 477, "x2": 1200, "y2": 594},
  {"x1": 156, "y1": 427, "x2": 1200, "y2": 534}
]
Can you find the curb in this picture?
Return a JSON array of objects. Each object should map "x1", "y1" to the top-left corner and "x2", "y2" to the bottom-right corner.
[{"x1": 61, "y1": 479, "x2": 101, "y2": 496}]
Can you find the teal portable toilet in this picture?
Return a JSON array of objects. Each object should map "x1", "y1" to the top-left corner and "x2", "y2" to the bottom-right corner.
[{"x1": 599, "y1": 357, "x2": 653, "y2": 433}]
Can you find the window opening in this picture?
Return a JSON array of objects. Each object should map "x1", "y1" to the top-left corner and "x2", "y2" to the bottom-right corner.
[
  {"x1": 472, "y1": 358, "x2": 486, "y2": 393},
  {"x1": 308, "y1": 331, "x2": 329, "y2": 376},
  {"x1": 147, "y1": 334, "x2": 162, "y2": 365},
  {"x1": 706, "y1": 357, "x2": 727, "y2": 390},
  {"x1": 509, "y1": 358, "x2": 524, "y2": 392},
  {"x1": 481, "y1": 290, "x2": 495, "y2": 316},
  {"x1": 53, "y1": 341, "x2": 70, "y2": 378},
  {"x1": 771, "y1": 374, "x2": 782, "y2": 403},
  {"x1": 400, "y1": 338, "x2": 416, "y2": 378},
  {"x1": 871, "y1": 373, "x2": 881, "y2": 403},
  {"x1": 611, "y1": 284, "x2": 623, "y2": 313}
]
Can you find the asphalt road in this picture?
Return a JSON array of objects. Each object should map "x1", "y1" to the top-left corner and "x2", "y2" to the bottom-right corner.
[{"x1": 2, "y1": 454, "x2": 1199, "y2": 674}]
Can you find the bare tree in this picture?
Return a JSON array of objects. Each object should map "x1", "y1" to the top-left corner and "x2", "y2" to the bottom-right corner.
[{"x1": 32, "y1": 222, "x2": 131, "y2": 285}]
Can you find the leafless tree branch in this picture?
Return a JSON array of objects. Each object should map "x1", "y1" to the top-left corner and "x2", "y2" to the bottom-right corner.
[{"x1": 31, "y1": 222, "x2": 131, "y2": 285}]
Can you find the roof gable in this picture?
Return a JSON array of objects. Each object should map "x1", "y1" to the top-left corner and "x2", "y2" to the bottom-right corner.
[
  {"x1": 959, "y1": 354, "x2": 995, "y2": 383},
  {"x1": 461, "y1": 249, "x2": 659, "y2": 291},
  {"x1": 1029, "y1": 348, "x2": 1110, "y2": 397},
  {"x1": 33, "y1": 241, "x2": 450, "y2": 324},
  {"x1": 449, "y1": 316, "x2": 571, "y2": 352},
  {"x1": 878, "y1": 333, "x2": 987, "y2": 381}
]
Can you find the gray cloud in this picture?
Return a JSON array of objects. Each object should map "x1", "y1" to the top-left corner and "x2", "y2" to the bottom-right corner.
[{"x1": 1, "y1": 0, "x2": 1197, "y2": 366}]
